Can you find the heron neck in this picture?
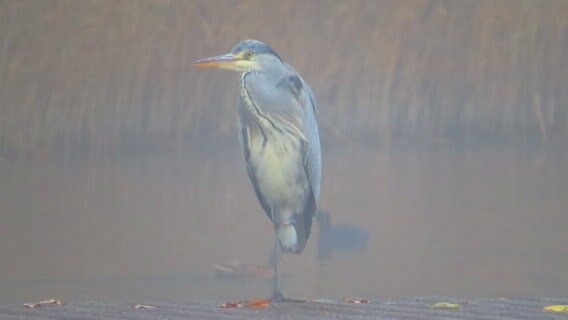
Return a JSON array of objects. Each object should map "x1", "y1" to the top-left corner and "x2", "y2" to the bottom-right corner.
[{"x1": 242, "y1": 64, "x2": 286, "y2": 88}]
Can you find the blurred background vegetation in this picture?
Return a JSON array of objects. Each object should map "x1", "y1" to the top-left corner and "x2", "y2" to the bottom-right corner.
[{"x1": 0, "y1": 0, "x2": 566, "y2": 159}]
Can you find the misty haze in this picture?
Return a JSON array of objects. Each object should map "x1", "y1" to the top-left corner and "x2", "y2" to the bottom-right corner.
[{"x1": 0, "y1": 0, "x2": 567, "y2": 305}]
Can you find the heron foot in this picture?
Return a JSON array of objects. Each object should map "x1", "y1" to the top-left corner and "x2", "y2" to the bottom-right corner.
[{"x1": 269, "y1": 291, "x2": 306, "y2": 304}]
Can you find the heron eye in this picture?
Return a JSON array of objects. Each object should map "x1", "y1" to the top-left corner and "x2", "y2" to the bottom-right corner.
[{"x1": 244, "y1": 51, "x2": 253, "y2": 59}]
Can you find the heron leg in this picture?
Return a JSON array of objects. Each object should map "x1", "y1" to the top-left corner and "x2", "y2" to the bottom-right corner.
[{"x1": 270, "y1": 224, "x2": 285, "y2": 302}]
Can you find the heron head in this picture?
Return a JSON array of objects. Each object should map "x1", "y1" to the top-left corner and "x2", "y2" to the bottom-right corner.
[{"x1": 193, "y1": 39, "x2": 283, "y2": 73}]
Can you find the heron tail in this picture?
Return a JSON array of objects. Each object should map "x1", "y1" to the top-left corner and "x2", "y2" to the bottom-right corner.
[
  {"x1": 279, "y1": 221, "x2": 312, "y2": 254},
  {"x1": 272, "y1": 182, "x2": 317, "y2": 253},
  {"x1": 278, "y1": 203, "x2": 316, "y2": 254}
]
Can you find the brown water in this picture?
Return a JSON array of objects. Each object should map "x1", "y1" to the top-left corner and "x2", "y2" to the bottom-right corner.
[{"x1": 1, "y1": 143, "x2": 567, "y2": 304}]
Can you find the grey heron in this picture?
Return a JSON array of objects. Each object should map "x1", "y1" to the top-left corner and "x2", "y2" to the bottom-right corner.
[{"x1": 194, "y1": 39, "x2": 321, "y2": 302}]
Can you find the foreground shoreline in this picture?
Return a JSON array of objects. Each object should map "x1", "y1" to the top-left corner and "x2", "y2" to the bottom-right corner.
[{"x1": 1, "y1": 297, "x2": 567, "y2": 319}]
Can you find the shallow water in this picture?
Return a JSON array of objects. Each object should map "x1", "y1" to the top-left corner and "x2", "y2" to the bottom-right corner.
[{"x1": 1, "y1": 143, "x2": 567, "y2": 304}]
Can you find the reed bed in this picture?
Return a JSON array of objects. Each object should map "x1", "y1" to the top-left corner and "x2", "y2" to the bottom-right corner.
[{"x1": 0, "y1": 0, "x2": 566, "y2": 157}]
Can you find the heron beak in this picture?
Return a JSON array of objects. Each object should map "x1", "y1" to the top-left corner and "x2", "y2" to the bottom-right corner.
[
  {"x1": 193, "y1": 53, "x2": 240, "y2": 70},
  {"x1": 193, "y1": 52, "x2": 259, "y2": 71}
]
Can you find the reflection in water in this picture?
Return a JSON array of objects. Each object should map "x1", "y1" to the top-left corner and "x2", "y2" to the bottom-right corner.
[
  {"x1": 0, "y1": 143, "x2": 567, "y2": 304},
  {"x1": 316, "y1": 210, "x2": 370, "y2": 263}
]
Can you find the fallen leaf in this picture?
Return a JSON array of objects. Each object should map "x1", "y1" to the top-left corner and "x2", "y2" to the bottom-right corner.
[
  {"x1": 342, "y1": 298, "x2": 370, "y2": 304},
  {"x1": 245, "y1": 299, "x2": 270, "y2": 309},
  {"x1": 431, "y1": 302, "x2": 460, "y2": 309},
  {"x1": 544, "y1": 305, "x2": 568, "y2": 312},
  {"x1": 24, "y1": 299, "x2": 63, "y2": 308},
  {"x1": 218, "y1": 301, "x2": 243, "y2": 308},
  {"x1": 218, "y1": 299, "x2": 272, "y2": 309},
  {"x1": 132, "y1": 304, "x2": 155, "y2": 310}
]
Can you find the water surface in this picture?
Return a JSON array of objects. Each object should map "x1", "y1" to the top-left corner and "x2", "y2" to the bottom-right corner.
[{"x1": 1, "y1": 143, "x2": 567, "y2": 304}]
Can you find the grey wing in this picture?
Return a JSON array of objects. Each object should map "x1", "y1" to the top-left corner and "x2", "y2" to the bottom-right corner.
[
  {"x1": 278, "y1": 69, "x2": 321, "y2": 201},
  {"x1": 295, "y1": 74, "x2": 321, "y2": 247},
  {"x1": 274, "y1": 70, "x2": 321, "y2": 249},
  {"x1": 281, "y1": 64, "x2": 321, "y2": 202},
  {"x1": 299, "y1": 78, "x2": 322, "y2": 202}
]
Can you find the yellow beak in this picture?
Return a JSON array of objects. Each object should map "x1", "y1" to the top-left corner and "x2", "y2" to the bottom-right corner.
[
  {"x1": 193, "y1": 52, "x2": 259, "y2": 72},
  {"x1": 193, "y1": 53, "x2": 239, "y2": 69}
]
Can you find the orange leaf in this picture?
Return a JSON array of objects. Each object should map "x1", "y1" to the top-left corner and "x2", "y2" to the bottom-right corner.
[{"x1": 245, "y1": 299, "x2": 270, "y2": 309}]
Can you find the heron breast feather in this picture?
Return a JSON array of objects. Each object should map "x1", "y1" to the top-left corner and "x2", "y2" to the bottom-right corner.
[{"x1": 249, "y1": 135, "x2": 304, "y2": 206}]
